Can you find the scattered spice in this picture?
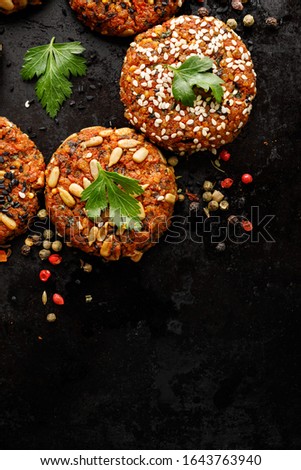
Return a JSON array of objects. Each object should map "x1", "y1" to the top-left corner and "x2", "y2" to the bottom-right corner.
[
  {"x1": 220, "y1": 149, "x2": 231, "y2": 162},
  {"x1": 215, "y1": 242, "x2": 226, "y2": 252},
  {"x1": 220, "y1": 178, "x2": 233, "y2": 189},
  {"x1": 265, "y1": 17, "x2": 278, "y2": 28},
  {"x1": 53, "y1": 293, "x2": 64, "y2": 305},
  {"x1": 43, "y1": 240, "x2": 52, "y2": 250},
  {"x1": 43, "y1": 229, "x2": 54, "y2": 240},
  {"x1": 21, "y1": 245, "x2": 31, "y2": 256},
  {"x1": 241, "y1": 173, "x2": 253, "y2": 184},
  {"x1": 226, "y1": 19, "x2": 238, "y2": 30},
  {"x1": 42, "y1": 290, "x2": 48, "y2": 305},
  {"x1": 52, "y1": 240, "x2": 62, "y2": 252},
  {"x1": 212, "y1": 190, "x2": 224, "y2": 202},
  {"x1": 202, "y1": 191, "x2": 213, "y2": 202},
  {"x1": 48, "y1": 254, "x2": 62, "y2": 265},
  {"x1": 39, "y1": 269, "x2": 51, "y2": 282},
  {"x1": 241, "y1": 219, "x2": 253, "y2": 231},
  {"x1": 243, "y1": 14, "x2": 255, "y2": 27},
  {"x1": 168, "y1": 157, "x2": 178, "y2": 167},
  {"x1": 208, "y1": 200, "x2": 219, "y2": 211},
  {"x1": 220, "y1": 200, "x2": 230, "y2": 211},
  {"x1": 82, "y1": 262, "x2": 93, "y2": 273},
  {"x1": 198, "y1": 7, "x2": 209, "y2": 17},
  {"x1": 39, "y1": 249, "x2": 51, "y2": 260},
  {"x1": 185, "y1": 189, "x2": 199, "y2": 201},
  {"x1": 37, "y1": 209, "x2": 48, "y2": 219},
  {"x1": 231, "y1": 0, "x2": 243, "y2": 11},
  {"x1": 203, "y1": 180, "x2": 214, "y2": 192},
  {"x1": 46, "y1": 313, "x2": 56, "y2": 323}
]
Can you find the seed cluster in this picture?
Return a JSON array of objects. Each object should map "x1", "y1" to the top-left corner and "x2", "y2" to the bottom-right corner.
[
  {"x1": 0, "y1": 117, "x2": 45, "y2": 244},
  {"x1": 120, "y1": 15, "x2": 257, "y2": 156}
]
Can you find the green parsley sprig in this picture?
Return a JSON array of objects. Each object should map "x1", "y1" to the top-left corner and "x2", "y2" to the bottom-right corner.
[
  {"x1": 81, "y1": 163, "x2": 145, "y2": 230},
  {"x1": 21, "y1": 37, "x2": 87, "y2": 118},
  {"x1": 169, "y1": 56, "x2": 224, "y2": 107}
]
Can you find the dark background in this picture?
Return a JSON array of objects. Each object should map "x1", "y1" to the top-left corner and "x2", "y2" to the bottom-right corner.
[{"x1": 1, "y1": 0, "x2": 301, "y2": 450}]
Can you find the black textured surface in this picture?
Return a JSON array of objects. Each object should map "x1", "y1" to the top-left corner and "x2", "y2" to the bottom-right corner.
[{"x1": 1, "y1": 0, "x2": 301, "y2": 450}]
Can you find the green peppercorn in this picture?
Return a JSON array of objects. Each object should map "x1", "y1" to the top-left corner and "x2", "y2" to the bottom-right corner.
[
  {"x1": 202, "y1": 191, "x2": 213, "y2": 202},
  {"x1": 243, "y1": 14, "x2": 255, "y2": 27},
  {"x1": 203, "y1": 180, "x2": 214, "y2": 191},
  {"x1": 31, "y1": 234, "x2": 42, "y2": 245},
  {"x1": 52, "y1": 240, "x2": 63, "y2": 252},
  {"x1": 43, "y1": 240, "x2": 52, "y2": 250},
  {"x1": 39, "y1": 249, "x2": 51, "y2": 261},
  {"x1": 220, "y1": 200, "x2": 230, "y2": 211},
  {"x1": 208, "y1": 200, "x2": 219, "y2": 211},
  {"x1": 37, "y1": 209, "x2": 48, "y2": 220},
  {"x1": 168, "y1": 157, "x2": 179, "y2": 167},
  {"x1": 43, "y1": 229, "x2": 54, "y2": 240},
  {"x1": 227, "y1": 18, "x2": 238, "y2": 30}
]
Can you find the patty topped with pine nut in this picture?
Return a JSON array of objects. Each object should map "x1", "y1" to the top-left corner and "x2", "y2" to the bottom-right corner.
[
  {"x1": 120, "y1": 15, "x2": 257, "y2": 155},
  {"x1": 44, "y1": 126, "x2": 177, "y2": 262},
  {"x1": 0, "y1": 117, "x2": 45, "y2": 244},
  {"x1": 69, "y1": 0, "x2": 184, "y2": 37},
  {"x1": 0, "y1": 0, "x2": 42, "y2": 14}
]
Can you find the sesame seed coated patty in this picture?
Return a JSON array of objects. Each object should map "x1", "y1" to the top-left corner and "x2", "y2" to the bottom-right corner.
[
  {"x1": 120, "y1": 15, "x2": 257, "y2": 156},
  {"x1": 0, "y1": 0, "x2": 42, "y2": 14},
  {"x1": 0, "y1": 117, "x2": 45, "y2": 244},
  {"x1": 45, "y1": 126, "x2": 177, "y2": 262},
  {"x1": 69, "y1": 0, "x2": 184, "y2": 37}
]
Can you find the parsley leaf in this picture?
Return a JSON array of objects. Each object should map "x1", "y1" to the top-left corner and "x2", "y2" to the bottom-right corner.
[
  {"x1": 169, "y1": 56, "x2": 224, "y2": 107},
  {"x1": 81, "y1": 163, "x2": 145, "y2": 230},
  {"x1": 21, "y1": 37, "x2": 87, "y2": 118}
]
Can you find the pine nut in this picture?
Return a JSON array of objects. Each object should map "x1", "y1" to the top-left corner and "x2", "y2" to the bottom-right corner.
[
  {"x1": 97, "y1": 225, "x2": 108, "y2": 242},
  {"x1": 108, "y1": 147, "x2": 123, "y2": 167},
  {"x1": 165, "y1": 193, "x2": 176, "y2": 204},
  {"x1": 83, "y1": 177, "x2": 92, "y2": 189},
  {"x1": 82, "y1": 136, "x2": 103, "y2": 148},
  {"x1": 133, "y1": 147, "x2": 149, "y2": 163},
  {"x1": 88, "y1": 226, "x2": 98, "y2": 246},
  {"x1": 69, "y1": 183, "x2": 84, "y2": 198},
  {"x1": 118, "y1": 139, "x2": 139, "y2": 149},
  {"x1": 90, "y1": 159, "x2": 99, "y2": 179},
  {"x1": 0, "y1": 213, "x2": 17, "y2": 230},
  {"x1": 48, "y1": 166, "x2": 60, "y2": 188},
  {"x1": 141, "y1": 184, "x2": 150, "y2": 190},
  {"x1": 115, "y1": 127, "x2": 132, "y2": 136},
  {"x1": 100, "y1": 236, "x2": 113, "y2": 257},
  {"x1": 58, "y1": 188, "x2": 76, "y2": 208},
  {"x1": 99, "y1": 129, "x2": 113, "y2": 137}
]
